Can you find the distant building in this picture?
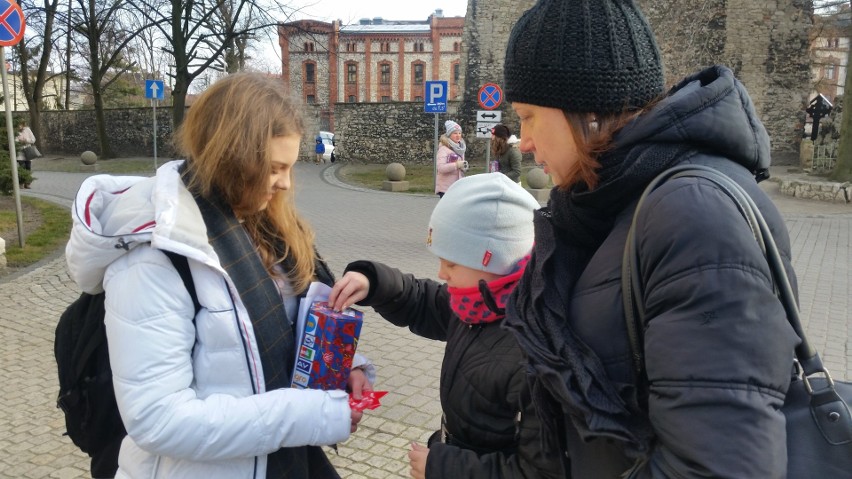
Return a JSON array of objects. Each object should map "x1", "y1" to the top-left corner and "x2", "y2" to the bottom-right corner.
[
  {"x1": 278, "y1": 9, "x2": 464, "y2": 130},
  {"x1": 810, "y1": 9, "x2": 849, "y2": 103},
  {"x1": 4, "y1": 69, "x2": 69, "y2": 111}
]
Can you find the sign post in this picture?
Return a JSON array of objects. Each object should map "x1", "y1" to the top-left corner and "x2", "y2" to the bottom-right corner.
[
  {"x1": 0, "y1": 0, "x2": 26, "y2": 247},
  {"x1": 425, "y1": 80, "x2": 448, "y2": 191},
  {"x1": 145, "y1": 79, "x2": 165, "y2": 170},
  {"x1": 477, "y1": 83, "x2": 503, "y2": 172}
]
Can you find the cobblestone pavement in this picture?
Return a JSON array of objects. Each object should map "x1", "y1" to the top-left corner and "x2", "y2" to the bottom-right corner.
[{"x1": 1, "y1": 161, "x2": 849, "y2": 478}]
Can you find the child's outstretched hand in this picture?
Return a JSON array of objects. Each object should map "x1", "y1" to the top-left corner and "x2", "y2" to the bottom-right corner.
[
  {"x1": 329, "y1": 271, "x2": 370, "y2": 311},
  {"x1": 408, "y1": 442, "x2": 428, "y2": 479}
]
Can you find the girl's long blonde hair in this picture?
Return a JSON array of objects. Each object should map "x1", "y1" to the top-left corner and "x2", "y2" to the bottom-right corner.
[{"x1": 174, "y1": 72, "x2": 316, "y2": 292}]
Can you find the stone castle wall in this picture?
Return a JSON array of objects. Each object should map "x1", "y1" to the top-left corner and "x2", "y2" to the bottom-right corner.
[
  {"x1": 332, "y1": 101, "x2": 461, "y2": 164},
  {"x1": 460, "y1": 0, "x2": 813, "y2": 163},
  {"x1": 37, "y1": 108, "x2": 178, "y2": 158},
  {"x1": 33, "y1": 1, "x2": 812, "y2": 166}
]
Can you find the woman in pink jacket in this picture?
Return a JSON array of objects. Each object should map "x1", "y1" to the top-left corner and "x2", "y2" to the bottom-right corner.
[{"x1": 435, "y1": 120, "x2": 467, "y2": 197}]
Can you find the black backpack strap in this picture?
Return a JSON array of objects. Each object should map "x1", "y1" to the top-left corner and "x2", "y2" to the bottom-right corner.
[{"x1": 163, "y1": 250, "x2": 200, "y2": 316}]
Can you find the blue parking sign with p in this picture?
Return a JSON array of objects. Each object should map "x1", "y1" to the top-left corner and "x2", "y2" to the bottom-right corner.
[{"x1": 424, "y1": 81, "x2": 448, "y2": 113}]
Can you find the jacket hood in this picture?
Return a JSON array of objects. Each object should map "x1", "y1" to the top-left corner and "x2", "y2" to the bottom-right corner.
[
  {"x1": 614, "y1": 65, "x2": 771, "y2": 175},
  {"x1": 66, "y1": 160, "x2": 216, "y2": 294}
]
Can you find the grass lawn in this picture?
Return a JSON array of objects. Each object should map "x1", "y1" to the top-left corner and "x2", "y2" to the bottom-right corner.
[
  {"x1": 335, "y1": 163, "x2": 437, "y2": 194},
  {"x1": 334, "y1": 162, "x2": 549, "y2": 193},
  {"x1": 0, "y1": 195, "x2": 71, "y2": 267}
]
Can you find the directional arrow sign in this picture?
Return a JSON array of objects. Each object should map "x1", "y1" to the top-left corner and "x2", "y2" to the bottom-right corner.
[
  {"x1": 145, "y1": 79, "x2": 165, "y2": 101},
  {"x1": 476, "y1": 110, "x2": 502, "y2": 122},
  {"x1": 476, "y1": 121, "x2": 499, "y2": 138}
]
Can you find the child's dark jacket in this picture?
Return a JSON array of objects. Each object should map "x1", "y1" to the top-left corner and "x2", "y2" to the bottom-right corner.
[{"x1": 345, "y1": 260, "x2": 565, "y2": 479}]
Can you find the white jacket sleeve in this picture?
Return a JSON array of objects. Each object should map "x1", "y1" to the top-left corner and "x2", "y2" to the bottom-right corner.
[{"x1": 104, "y1": 250, "x2": 351, "y2": 461}]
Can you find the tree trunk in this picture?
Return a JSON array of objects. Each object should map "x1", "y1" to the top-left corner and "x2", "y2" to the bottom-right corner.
[
  {"x1": 92, "y1": 86, "x2": 114, "y2": 158},
  {"x1": 172, "y1": 75, "x2": 188, "y2": 128},
  {"x1": 831, "y1": 2, "x2": 852, "y2": 181}
]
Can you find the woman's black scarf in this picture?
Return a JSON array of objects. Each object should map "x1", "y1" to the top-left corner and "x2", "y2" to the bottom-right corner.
[
  {"x1": 503, "y1": 142, "x2": 694, "y2": 458},
  {"x1": 184, "y1": 166, "x2": 339, "y2": 479}
]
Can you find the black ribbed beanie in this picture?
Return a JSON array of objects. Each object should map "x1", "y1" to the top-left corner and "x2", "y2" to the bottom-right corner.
[{"x1": 504, "y1": 0, "x2": 664, "y2": 114}]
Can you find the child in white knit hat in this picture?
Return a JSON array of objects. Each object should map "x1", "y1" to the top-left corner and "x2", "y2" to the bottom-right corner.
[
  {"x1": 329, "y1": 173, "x2": 565, "y2": 479},
  {"x1": 435, "y1": 119, "x2": 467, "y2": 197}
]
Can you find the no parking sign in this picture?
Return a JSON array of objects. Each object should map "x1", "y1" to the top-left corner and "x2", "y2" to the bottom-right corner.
[
  {"x1": 0, "y1": 0, "x2": 25, "y2": 47},
  {"x1": 477, "y1": 83, "x2": 503, "y2": 111}
]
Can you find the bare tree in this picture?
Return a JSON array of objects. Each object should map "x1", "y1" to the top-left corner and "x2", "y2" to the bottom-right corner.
[
  {"x1": 71, "y1": 0, "x2": 154, "y2": 158},
  {"x1": 125, "y1": 0, "x2": 246, "y2": 127},
  {"x1": 125, "y1": 0, "x2": 303, "y2": 127},
  {"x1": 14, "y1": 0, "x2": 61, "y2": 150}
]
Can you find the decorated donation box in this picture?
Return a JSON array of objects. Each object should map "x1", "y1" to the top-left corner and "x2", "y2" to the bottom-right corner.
[{"x1": 291, "y1": 301, "x2": 363, "y2": 390}]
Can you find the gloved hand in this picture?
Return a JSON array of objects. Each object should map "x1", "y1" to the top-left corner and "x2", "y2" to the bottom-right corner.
[{"x1": 456, "y1": 160, "x2": 469, "y2": 171}]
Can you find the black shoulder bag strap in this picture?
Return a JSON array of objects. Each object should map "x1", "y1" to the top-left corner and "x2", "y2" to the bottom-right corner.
[
  {"x1": 621, "y1": 164, "x2": 822, "y2": 382},
  {"x1": 163, "y1": 250, "x2": 201, "y2": 316},
  {"x1": 621, "y1": 164, "x2": 852, "y2": 451}
]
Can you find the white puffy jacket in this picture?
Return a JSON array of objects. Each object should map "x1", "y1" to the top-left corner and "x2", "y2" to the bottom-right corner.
[{"x1": 65, "y1": 161, "x2": 352, "y2": 478}]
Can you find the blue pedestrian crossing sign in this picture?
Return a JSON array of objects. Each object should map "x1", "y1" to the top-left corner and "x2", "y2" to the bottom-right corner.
[
  {"x1": 145, "y1": 79, "x2": 165, "y2": 101},
  {"x1": 424, "y1": 80, "x2": 448, "y2": 113}
]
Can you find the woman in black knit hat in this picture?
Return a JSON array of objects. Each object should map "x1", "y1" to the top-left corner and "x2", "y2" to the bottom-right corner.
[{"x1": 502, "y1": 0, "x2": 799, "y2": 477}]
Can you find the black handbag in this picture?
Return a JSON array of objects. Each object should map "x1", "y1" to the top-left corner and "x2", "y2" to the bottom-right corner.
[
  {"x1": 621, "y1": 164, "x2": 852, "y2": 477},
  {"x1": 22, "y1": 144, "x2": 40, "y2": 160}
]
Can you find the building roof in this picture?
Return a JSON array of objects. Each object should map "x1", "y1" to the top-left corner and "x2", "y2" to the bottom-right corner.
[{"x1": 341, "y1": 24, "x2": 432, "y2": 34}]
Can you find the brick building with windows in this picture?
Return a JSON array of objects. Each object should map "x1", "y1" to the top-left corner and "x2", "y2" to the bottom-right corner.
[
  {"x1": 810, "y1": 9, "x2": 849, "y2": 104},
  {"x1": 278, "y1": 10, "x2": 464, "y2": 130}
]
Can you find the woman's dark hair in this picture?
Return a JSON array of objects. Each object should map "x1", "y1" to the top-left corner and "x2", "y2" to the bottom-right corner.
[{"x1": 559, "y1": 110, "x2": 642, "y2": 190}]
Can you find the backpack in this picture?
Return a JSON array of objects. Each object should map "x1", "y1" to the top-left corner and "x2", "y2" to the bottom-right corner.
[{"x1": 55, "y1": 251, "x2": 199, "y2": 475}]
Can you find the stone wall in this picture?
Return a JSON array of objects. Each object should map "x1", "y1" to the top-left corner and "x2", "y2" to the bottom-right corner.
[
  {"x1": 31, "y1": 102, "x2": 453, "y2": 165},
  {"x1": 38, "y1": 108, "x2": 178, "y2": 158},
  {"x1": 332, "y1": 101, "x2": 461, "y2": 164},
  {"x1": 460, "y1": 0, "x2": 812, "y2": 163}
]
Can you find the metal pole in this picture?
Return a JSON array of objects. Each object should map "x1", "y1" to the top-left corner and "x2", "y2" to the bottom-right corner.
[
  {"x1": 1, "y1": 47, "x2": 24, "y2": 247},
  {"x1": 152, "y1": 99, "x2": 158, "y2": 170},
  {"x1": 485, "y1": 138, "x2": 491, "y2": 172},
  {"x1": 433, "y1": 113, "x2": 439, "y2": 193}
]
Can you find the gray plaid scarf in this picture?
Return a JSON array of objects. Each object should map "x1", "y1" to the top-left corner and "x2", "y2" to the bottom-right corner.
[{"x1": 187, "y1": 169, "x2": 339, "y2": 479}]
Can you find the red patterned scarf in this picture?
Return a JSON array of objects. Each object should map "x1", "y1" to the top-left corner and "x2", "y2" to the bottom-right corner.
[{"x1": 447, "y1": 255, "x2": 530, "y2": 324}]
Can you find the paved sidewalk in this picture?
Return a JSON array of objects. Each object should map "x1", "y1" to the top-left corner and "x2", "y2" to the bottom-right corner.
[{"x1": 0, "y1": 161, "x2": 849, "y2": 478}]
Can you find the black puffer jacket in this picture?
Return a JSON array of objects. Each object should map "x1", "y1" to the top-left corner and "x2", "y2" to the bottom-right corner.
[
  {"x1": 345, "y1": 260, "x2": 565, "y2": 479},
  {"x1": 504, "y1": 66, "x2": 801, "y2": 478}
]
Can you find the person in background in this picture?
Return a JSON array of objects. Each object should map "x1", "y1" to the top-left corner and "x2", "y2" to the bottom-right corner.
[
  {"x1": 315, "y1": 135, "x2": 326, "y2": 164},
  {"x1": 329, "y1": 173, "x2": 565, "y2": 479},
  {"x1": 65, "y1": 72, "x2": 373, "y2": 479},
  {"x1": 16, "y1": 121, "x2": 37, "y2": 186},
  {"x1": 501, "y1": 0, "x2": 799, "y2": 477},
  {"x1": 490, "y1": 124, "x2": 523, "y2": 183},
  {"x1": 435, "y1": 120, "x2": 467, "y2": 197}
]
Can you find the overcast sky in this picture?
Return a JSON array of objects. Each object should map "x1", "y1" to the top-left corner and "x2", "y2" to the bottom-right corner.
[{"x1": 289, "y1": 1, "x2": 468, "y2": 24}]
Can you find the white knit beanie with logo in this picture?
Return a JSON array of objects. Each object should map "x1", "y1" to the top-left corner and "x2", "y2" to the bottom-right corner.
[
  {"x1": 427, "y1": 173, "x2": 539, "y2": 275},
  {"x1": 444, "y1": 120, "x2": 462, "y2": 136}
]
